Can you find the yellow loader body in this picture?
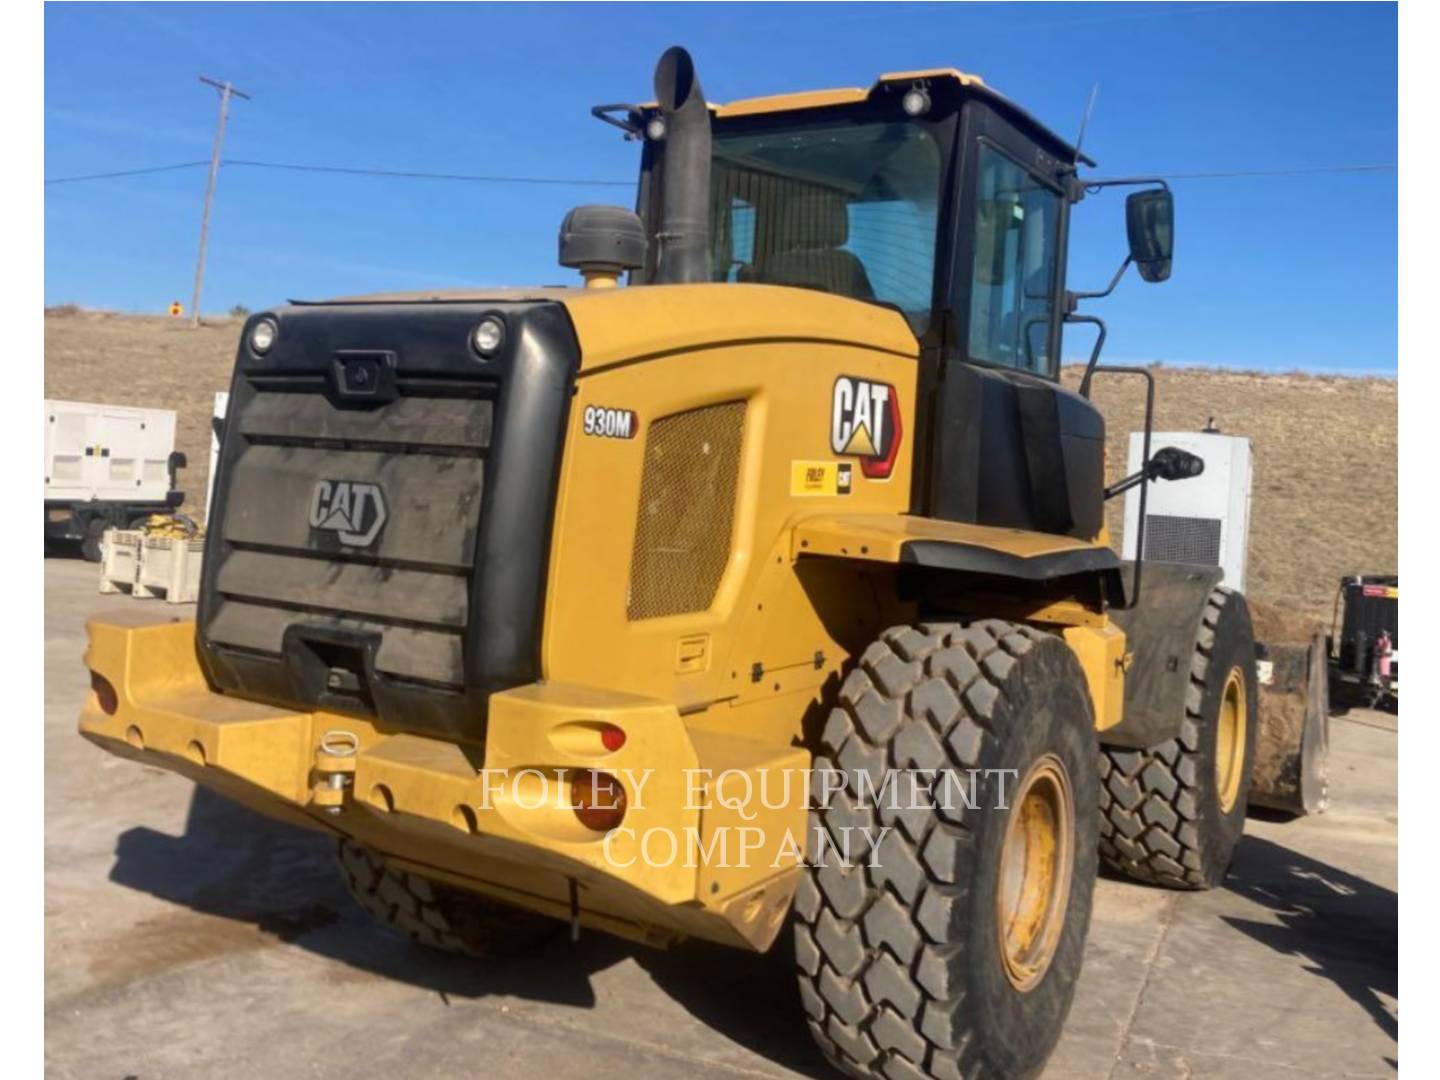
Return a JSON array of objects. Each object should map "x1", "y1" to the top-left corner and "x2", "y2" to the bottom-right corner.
[{"x1": 80, "y1": 284, "x2": 1123, "y2": 953}]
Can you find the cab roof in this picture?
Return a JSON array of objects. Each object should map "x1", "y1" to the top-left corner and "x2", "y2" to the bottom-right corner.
[
  {"x1": 713, "y1": 68, "x2": 986, "y2": 118},
  {"x1": 642, "y1": 67, "x2": 1094, "y2": 168}
]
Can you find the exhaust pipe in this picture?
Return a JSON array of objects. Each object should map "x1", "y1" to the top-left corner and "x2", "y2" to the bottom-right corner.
[{"x1": 652, "y1": 46, "x2": 711, "y2": 285}]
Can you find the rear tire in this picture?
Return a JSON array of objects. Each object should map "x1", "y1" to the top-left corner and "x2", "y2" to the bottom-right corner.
[
  {"x1": 336, "y1": 839, "x2": 560, "y2": 958},
  {"x1": 795, "y1": 620, "x2": 1098, "y2": 1080},
  {"x1": 1098, "y1": 586, "x2": 1258, "y2": 889}
]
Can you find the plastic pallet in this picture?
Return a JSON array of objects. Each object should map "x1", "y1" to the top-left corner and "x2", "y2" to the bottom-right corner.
[
  {"x1": 135, "y1": 535, "x2": 206, "y2": 604},
  {"x1": 97, "y1": 529, "x2": 144, "y2": 596}
]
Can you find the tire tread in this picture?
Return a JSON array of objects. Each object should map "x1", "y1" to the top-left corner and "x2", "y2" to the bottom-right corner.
[
  {"x1": 1098, "y1": 586, "x2": 1246, "y2": 889},
  {"x1": 798, "y1": 619, "x2": 1092, "y2": 1079},
  {"x1": 336, "y1": 839, "x2": 557, "y2": 958}
]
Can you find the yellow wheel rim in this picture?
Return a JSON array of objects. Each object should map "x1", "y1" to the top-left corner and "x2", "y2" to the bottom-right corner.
[
  {"x1": 1215, "y1": 666, "x2": 1247, "y2": 812},
  {"x1": 996, "y1": 755, "x2": 1075, "y2": 992}
]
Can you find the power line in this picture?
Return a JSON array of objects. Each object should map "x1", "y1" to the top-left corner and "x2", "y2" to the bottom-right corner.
[
  {"x1": 1158, "y1": 163, "x2": 1396, "y2": 180},
  {"x1": 223, "y1": 159, "x2": 636, "y2": 186},
  {"x1": 44, "y1": 160, "x2": 209, "y2": 184},
  {"x1": 44, "y1": 157, "x2": 635, "y2": 187},
  {"x1": 44, "y1": 156, "x2": 1396, "y2": 188}
]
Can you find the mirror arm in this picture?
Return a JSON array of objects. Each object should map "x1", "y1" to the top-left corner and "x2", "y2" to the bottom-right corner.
[
  {"x1": 591, "y1": 103, "x2": 644, "y2": 138},
  {"x1": 1080, "y1": 175, "x2": 1172, "y2": 196},
  {"x1": 1104, "y1": 469, "x2": 1149, "y2": 501},
  {"x1": 1066, "y1": 177, "x2": 1170, "y2": 308},
  {"x1": 1069, "y1": 255, "x2": 1132, "y2": 305},
  {"x1": 1068, "y1": 313, "x2": 1109, "y2": 399}
]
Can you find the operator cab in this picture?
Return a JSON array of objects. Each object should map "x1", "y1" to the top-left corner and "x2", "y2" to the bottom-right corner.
[
  {"x1": 631, "y1": 67, "x2": 1083, "y2": 361},
  {"x1": 592, "y1": 53, "x2": 1173, "y2": 555}
]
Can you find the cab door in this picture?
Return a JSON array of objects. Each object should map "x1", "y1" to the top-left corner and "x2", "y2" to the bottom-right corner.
[{"x1": 926, "y1": 103, "x2": 1105, "y2": 541}]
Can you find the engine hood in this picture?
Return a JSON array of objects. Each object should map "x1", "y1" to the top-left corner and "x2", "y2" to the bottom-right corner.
[
  {"x1": 561, "y1": 283, "x2": 918, "y2": 373},
  {"x1": 314, "y1": 282, "x2": 919, "y2": 375}
]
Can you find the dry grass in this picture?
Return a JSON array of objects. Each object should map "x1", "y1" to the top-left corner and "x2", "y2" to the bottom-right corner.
[{"x1": 43, "y1": 311, "x2": 1396, "y2": 624}]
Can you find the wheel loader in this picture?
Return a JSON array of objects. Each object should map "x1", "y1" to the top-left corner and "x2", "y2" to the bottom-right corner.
[{"x1": 80, "y1": 47, "x2": 1317, "y2": 1080}]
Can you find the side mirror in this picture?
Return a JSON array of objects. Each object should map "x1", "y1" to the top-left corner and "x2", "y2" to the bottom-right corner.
[
  {"x1": 1149, "y1": 446, "x2": 1203, "y2": 481},
  {"x1": 1126, "y1": 188, "x2": 1173, "y2": 283}
]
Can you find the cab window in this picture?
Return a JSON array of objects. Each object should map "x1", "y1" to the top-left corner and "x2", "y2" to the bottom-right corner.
[
  {"x1": 709, "y1": 119, "x2": 943, "y2": 333},
  {"x1": 967, "y1": 145, "x2": 1061, "y2": 374}
]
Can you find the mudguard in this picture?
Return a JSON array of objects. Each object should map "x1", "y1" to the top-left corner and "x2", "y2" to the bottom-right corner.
[
  {"x1": 1102, "y1": 561, "x2": 1226, "y2": 749},
  {"x1": 791, "y1": 514, "x2": 1124, "y2": 598}
]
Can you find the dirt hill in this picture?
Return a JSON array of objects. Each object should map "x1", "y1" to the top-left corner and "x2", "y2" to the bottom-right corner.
[
  {"x1": 44, "y1": 309, "x2": 1396, "y2": 624},
  {"x1": 1061, "y1": 364, "x2": 1397, "y2": 624}
]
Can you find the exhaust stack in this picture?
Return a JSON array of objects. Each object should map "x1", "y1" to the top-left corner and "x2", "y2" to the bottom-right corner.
[{"x1": 652, "y1": 46, "x2": 711, "y2": 285}]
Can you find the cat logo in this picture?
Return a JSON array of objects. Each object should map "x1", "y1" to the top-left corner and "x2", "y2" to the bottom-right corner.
[
  {"x1": 308, "y1": 480, "x2": 388, "y2": 547},
  {"x1": 830, "y1": 376, "x2": 902, "y2": 479}
]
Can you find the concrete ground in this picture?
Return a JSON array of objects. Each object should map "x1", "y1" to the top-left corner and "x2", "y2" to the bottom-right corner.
[{"x1": 44, "y1": 557, "x2": 1398, "y2": 1078}]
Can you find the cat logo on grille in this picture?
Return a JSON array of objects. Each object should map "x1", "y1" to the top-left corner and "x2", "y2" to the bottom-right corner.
[
  {"x1": 831, "y1": 376, "x2": 902, "y2": 479},
  {"x1": 309, "y1": 480, "x2": 388, "y2": 547}
]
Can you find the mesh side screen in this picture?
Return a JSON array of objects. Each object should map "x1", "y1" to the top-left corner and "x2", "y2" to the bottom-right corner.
[
  {"x1": 1141, "y1": 514, "x2": 1223, "y2": 567},
  {"x1": 627, "y1": 401, "x2": 746, "y2": 620}
]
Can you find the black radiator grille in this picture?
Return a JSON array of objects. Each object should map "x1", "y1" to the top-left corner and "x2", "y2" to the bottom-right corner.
[
  {"x1": 207, "y1": 382, "x2": 492, "y2": 691},
  {"x1": 195, "y1": 301, "x2": 580, "y2": 739}
]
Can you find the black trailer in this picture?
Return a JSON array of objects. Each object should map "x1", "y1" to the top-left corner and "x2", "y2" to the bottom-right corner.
[
  {"x1": 1329, "y1": 574, "x2": 1398, "y2": 709},
  {"x1": 44, "y1": 478, "x2": 185, "y2": 562}
]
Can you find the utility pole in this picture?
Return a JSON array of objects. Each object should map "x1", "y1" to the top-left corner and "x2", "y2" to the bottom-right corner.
[{"x1": 191, "y1": 76, "x2": 250, "y2": 328}]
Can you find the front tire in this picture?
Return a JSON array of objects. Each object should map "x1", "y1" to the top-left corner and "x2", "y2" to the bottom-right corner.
[
  {"x1": 795, "y1": 620, "x2": 1099, "y2": 1080},
  {"x1": 1098, "y1": 586, "x2": 1259, "y2": 889}
]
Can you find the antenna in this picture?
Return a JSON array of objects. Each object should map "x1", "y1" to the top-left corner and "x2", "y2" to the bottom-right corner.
[{"x1": 1074, "y1": 82, "x2": 1100, "y2": 162}]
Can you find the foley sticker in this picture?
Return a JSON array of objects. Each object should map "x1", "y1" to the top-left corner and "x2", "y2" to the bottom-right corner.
[{"x1": 790, "y1": 460, "x2": 853, "y2": 497}]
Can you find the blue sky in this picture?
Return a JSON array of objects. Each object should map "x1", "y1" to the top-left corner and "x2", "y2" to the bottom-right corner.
[{"x1": 44, "y1": 1, "x2": 1396, "y2": 372}]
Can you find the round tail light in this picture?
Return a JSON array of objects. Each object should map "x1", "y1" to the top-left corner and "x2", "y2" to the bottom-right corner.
[
  {"x1": 572, "y1": 770, "x2": 627, "y2": 832},
  {"x1": 600, "y1": 724, "x2": 626, "y2": 752}
]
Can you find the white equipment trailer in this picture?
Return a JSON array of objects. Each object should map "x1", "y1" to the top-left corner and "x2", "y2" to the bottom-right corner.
[{"x1": 44, "y1": 399, "x2": 187, "y2": 560}]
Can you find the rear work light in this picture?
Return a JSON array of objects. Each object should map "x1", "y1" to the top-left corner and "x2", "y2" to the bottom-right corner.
[
  {"x1": 571, "y1": 770, "x2": 627, "y2": 832},
  {"x1": 90, "y1": 671, "x2": 118, "y2": 715}
]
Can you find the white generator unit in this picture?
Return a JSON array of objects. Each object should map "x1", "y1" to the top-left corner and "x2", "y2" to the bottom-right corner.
[
  {"x1": 1122, "y1": 430, "x2": 1253, "y2": 591},
  {"x1": 44, "y1": 399, "x2": 186, "y2": 560},
  {"x1": 45, "y1": 399, "x2": 177, "y2": 502}
]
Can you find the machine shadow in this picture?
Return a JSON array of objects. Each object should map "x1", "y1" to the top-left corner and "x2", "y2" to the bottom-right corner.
[
  {"x1": 108, "y1": 785, "x2": 627, "y2": 1008},
  {"x1": 635, "y1": 928, "x2": 833, "y2": 1079},
  {"x1": 108, "y1": 785, "x2": 831, "y2": 1075},
  {"x1": 1222, "y1": 834, "x2": 1397, "y2": 1043}
]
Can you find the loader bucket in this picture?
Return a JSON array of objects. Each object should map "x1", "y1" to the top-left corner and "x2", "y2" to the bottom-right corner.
[{"x1": 1250, "y1": 630, "x2": 1330, "y2": 815}]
